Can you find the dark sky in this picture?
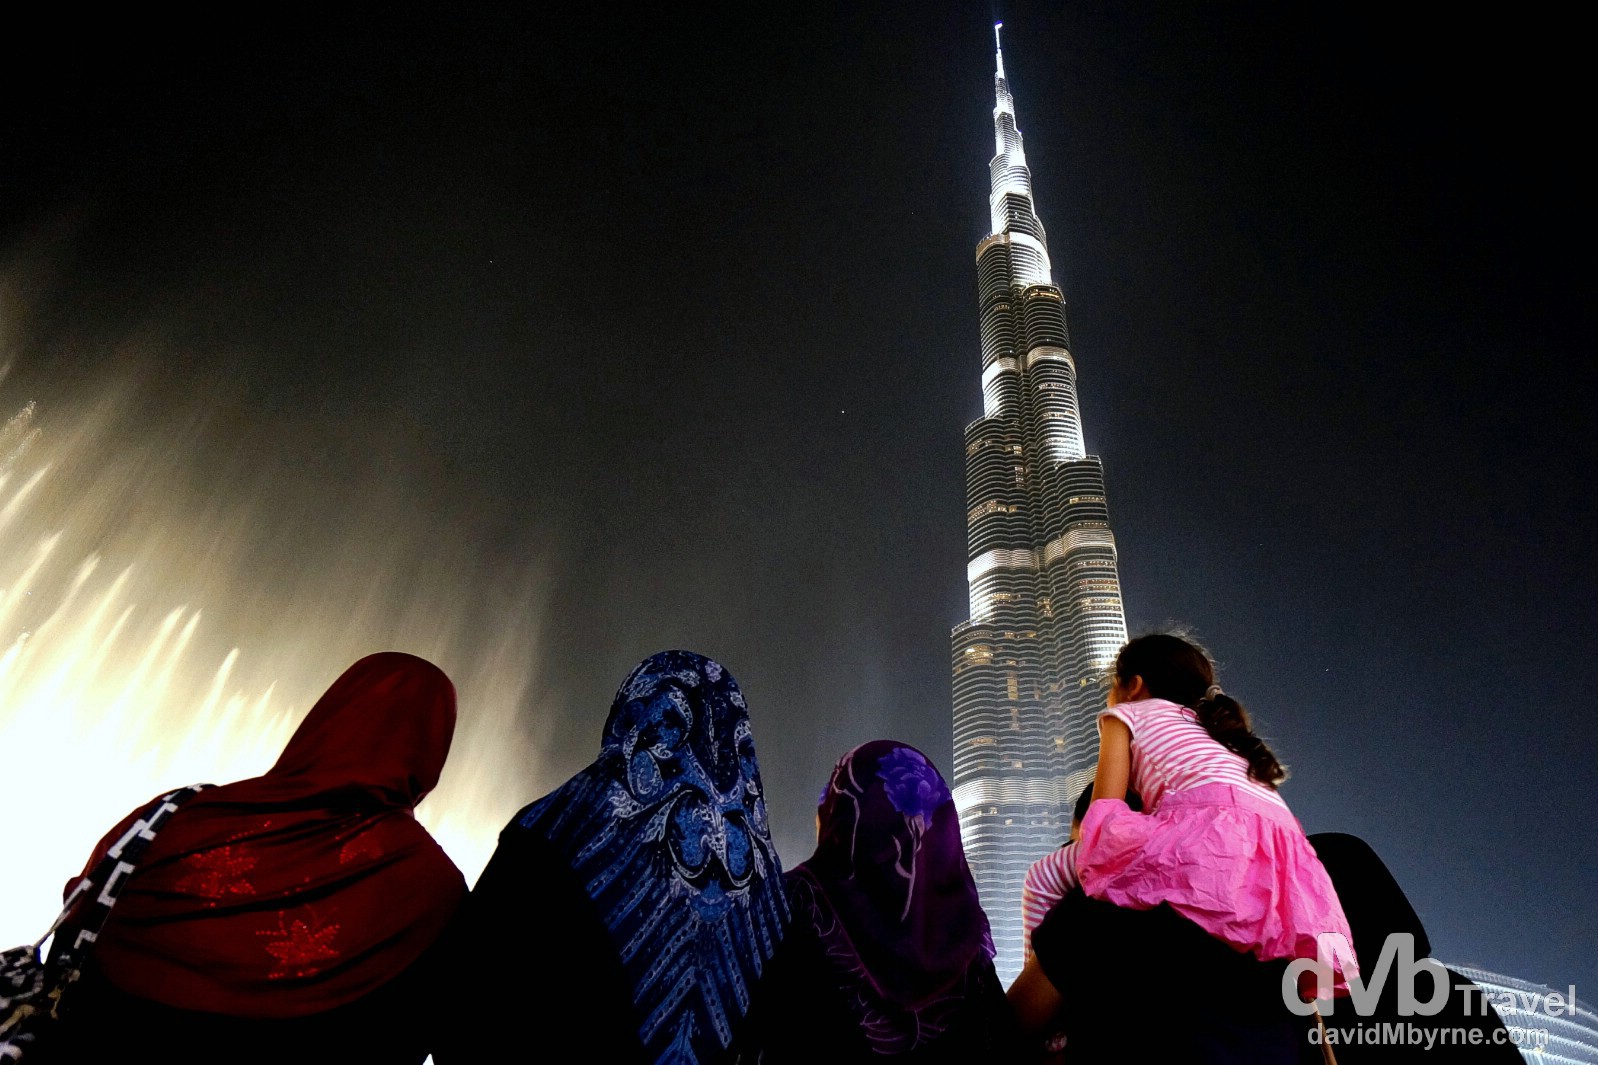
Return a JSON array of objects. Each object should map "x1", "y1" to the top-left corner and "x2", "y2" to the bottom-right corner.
[{"x1": 3, "y1": 3, "x2": 1591, "y2": 990}]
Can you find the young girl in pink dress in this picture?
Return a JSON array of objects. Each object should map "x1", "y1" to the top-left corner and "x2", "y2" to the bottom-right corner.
[{"x1": 1021, "y1": 633, "x2": 1357, "y2": 989}]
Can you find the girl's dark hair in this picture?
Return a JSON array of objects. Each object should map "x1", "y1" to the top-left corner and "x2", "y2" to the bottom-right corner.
[{"x1": 1114, "y1": 633, "x2": 1287, "y2": 788}]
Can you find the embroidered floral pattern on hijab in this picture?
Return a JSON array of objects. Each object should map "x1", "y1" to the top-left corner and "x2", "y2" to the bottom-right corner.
[
  {"x1": 877, "y1": 745, "x2": 950, "y2": 824},
  {"x1": 69, "y1": 652, "x2": 465, "y2": 1019}
]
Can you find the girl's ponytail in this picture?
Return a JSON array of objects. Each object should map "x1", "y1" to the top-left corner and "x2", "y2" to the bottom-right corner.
[
  {"x1": 1192, "y1": 690, "x2": 1286, "y2": 788},
  {"x1": 1114, "y1": 633, "x2": 1288, "y2": 788}
]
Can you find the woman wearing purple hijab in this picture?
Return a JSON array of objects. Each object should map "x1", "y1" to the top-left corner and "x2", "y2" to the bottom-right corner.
[{"x1": 744, "y1": 741, "x2": 1018, "y2": 1062}]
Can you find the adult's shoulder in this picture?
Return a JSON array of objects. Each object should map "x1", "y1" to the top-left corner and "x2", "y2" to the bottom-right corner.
[
  {"x1": 768, "y1": 867, "x2": 834, "y2": 979},
  {"x1": 492, "y1": 765, "x2": 612, "y2": 848},
  {"x1": 781, "y1": 863, "x2": 821, "y2": 905},
  {"x1": 446, "y1": 797, "x2": 642, "y2": 1064},
  {"x1": 1032, "y1": 891, "x2": 1256, "y2": 999},
  {"x1": 470, "y1": 801, "x2": 573, "y2": 901},
  {"x1": 739, "y1": 878, "x2": 868, "y2": 1065}
]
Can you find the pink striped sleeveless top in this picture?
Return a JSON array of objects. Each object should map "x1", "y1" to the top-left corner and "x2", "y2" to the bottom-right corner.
[{"x1": 1102, "y1": 697, "x2": 1287, "y2": 812}]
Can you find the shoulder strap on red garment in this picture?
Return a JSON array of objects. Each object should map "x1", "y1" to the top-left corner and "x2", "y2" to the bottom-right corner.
[{"x1": 42, "y1": 785, "x2": 211, "y2": 963}]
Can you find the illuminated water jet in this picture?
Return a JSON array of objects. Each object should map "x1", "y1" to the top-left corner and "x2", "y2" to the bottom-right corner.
[{"x1": 0, "y1": 393, "x2": 549, "y2": 947}]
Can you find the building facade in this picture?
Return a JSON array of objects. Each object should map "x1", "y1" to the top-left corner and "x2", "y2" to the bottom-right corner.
[{"x1": 951, "y1": 26, "x2": 1129, "y2": 982}]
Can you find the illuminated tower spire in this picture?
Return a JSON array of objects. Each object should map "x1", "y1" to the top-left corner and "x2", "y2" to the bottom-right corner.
[{"x1": 951, "y1": 25, "x2": 1129, "y2": 983}]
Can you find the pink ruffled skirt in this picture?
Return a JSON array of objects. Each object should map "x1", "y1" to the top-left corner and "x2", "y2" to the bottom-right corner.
[{"x1": 1078, "y1": 784, "x2": 1357, "y2": 986}]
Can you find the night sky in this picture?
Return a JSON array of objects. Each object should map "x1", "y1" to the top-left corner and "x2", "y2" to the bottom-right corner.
[{"x1": 3, "y1": 3, "x2": 1591, "y2": 991}]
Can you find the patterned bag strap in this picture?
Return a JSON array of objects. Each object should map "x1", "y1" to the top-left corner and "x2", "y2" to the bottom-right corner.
[{"x1": 37, "y1": 784, "x2": 212, "y2": 967}]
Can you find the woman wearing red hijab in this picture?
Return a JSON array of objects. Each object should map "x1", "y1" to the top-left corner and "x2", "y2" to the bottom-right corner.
[{"x1": 48, "y1": 652, "x2": 466, "y2": 1064}]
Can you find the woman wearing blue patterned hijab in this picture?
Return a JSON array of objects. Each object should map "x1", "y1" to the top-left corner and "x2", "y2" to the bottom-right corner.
[{"x1": 445, "y1": 651, "x2": 787, "y2": 1065}]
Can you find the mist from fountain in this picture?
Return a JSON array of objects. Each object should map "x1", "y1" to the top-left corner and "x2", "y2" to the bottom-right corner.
[{"x1": 0, "y1": 384, "x2": 551, "y2": 948}]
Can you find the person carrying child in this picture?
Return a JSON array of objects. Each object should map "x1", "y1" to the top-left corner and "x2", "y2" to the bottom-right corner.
[{"x1": 1019, "y1": 632, "x2": 1357, "y2": 991}]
